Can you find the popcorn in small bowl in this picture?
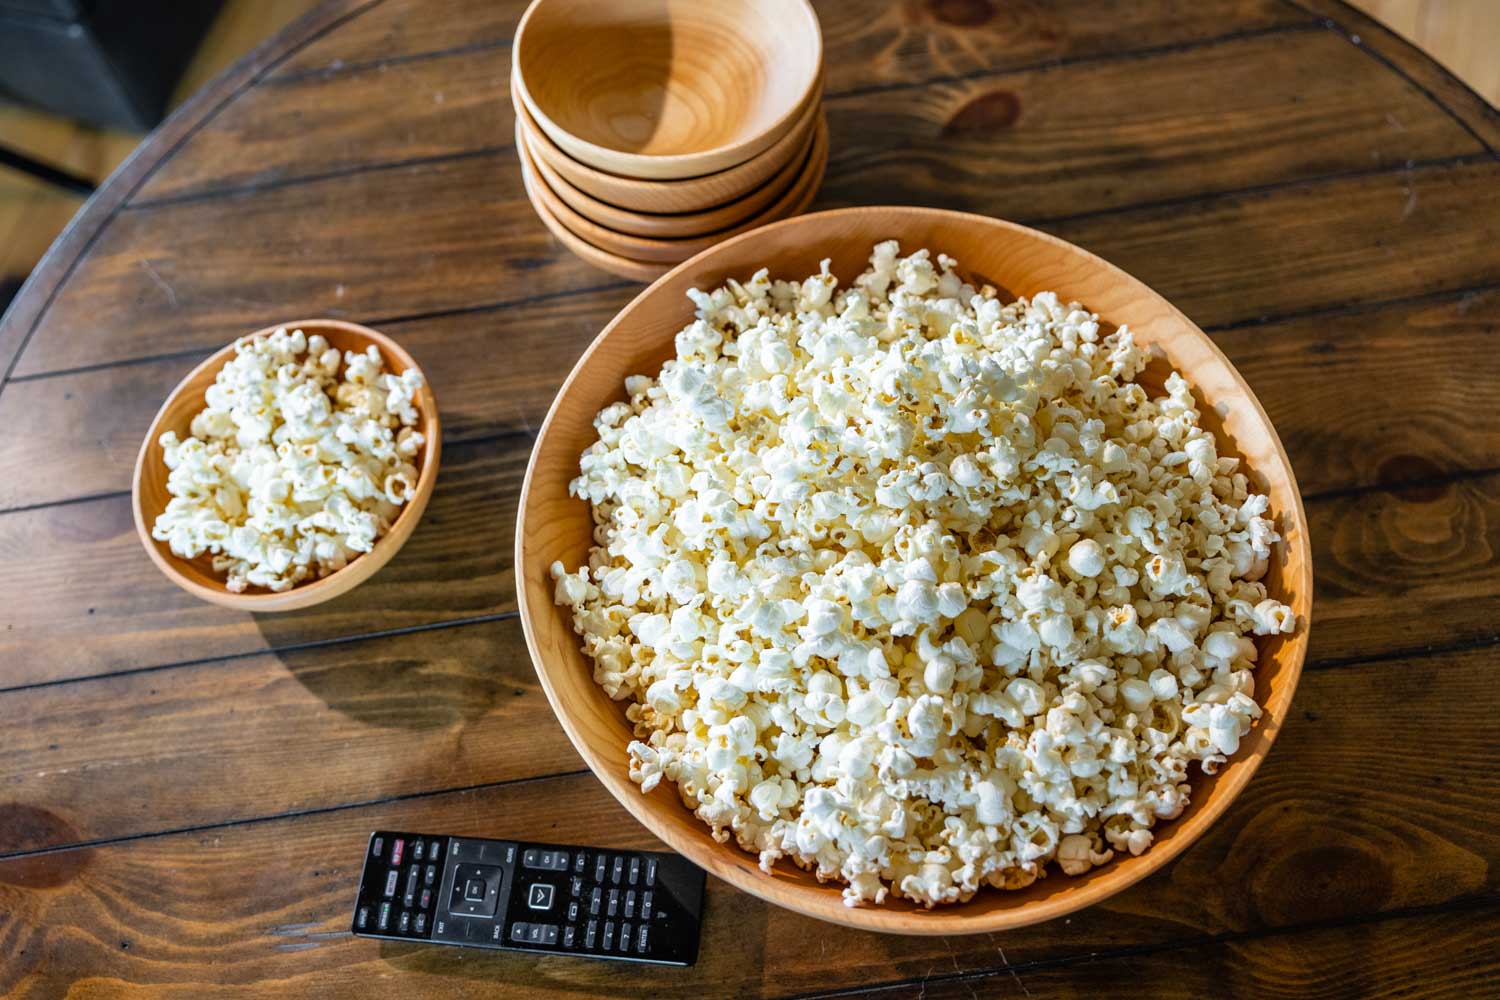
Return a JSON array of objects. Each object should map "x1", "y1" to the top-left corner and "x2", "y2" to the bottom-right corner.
[{"x1": 150, "y1": 326, "x2": 427, "y2": 594}]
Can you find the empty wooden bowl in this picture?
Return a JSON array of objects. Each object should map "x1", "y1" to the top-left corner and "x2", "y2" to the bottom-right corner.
[
  {"x1": 132, "y1": 320, "x2": 441, "y2": 612},
  {"x1": 521, "y1": 114, "x2": 811, "y2": 239},
  {"x1": 513, "y1": 0, "x2": 822, "y2": 180},
  {"x1": 512, "y1": 71, "x2": 821, "y2": 213},
  {"x1": 518, "y1": 146, "x2": 672, "y2": 283},
  {"x1": 520, "y1": 114, "x2": 828, "y2": 263},
  {"x1": 516, "y1": 207, "x2": 1313, "y2": 934}
]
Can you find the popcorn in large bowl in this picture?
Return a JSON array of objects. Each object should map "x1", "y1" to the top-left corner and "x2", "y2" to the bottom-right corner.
[{"x1": 516, "y1": 207, "x2": 1311, "y2": 934}]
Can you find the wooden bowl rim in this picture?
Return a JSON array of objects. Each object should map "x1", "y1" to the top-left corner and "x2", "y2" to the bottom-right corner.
[
  {"x1": 516, "y1": 206, "x2": 1313, "y2": 933},
  {"x1": 520, "y1": 113, "x2": 829, "y2": 260},
  {"x1": 511, "y1": 0, "x2": 823, "y2": 180},
  {"x1": 130, "y1": 319, "x2": 442, "y2": 612},
  {"x1": 520, "y1": 110, "x2": 813, "y2": 238},
  {"x1": 510, "y1": 70, "x2": 823, "y2": 212},
  {"x1": 518, "y1": 149, "x2": 672, "y2": 282}
]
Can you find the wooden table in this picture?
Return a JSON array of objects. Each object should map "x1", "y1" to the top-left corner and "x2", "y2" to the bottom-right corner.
[{"x1": 1, "y1": 1, "x2": 1496, "y2": 996}]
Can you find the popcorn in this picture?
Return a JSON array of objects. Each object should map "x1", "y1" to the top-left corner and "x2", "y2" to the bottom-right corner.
[
  {"x1": 151, "y1": 329, "x2": 425, "y2": 592},
  {"x1": 553, "y1": 244, "x2": 1297, "y2": 907}
]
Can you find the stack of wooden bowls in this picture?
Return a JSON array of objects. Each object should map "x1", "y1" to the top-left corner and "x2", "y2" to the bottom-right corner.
[{"x1": 512, "y1": 0, "x2": 826, "y2": 282}]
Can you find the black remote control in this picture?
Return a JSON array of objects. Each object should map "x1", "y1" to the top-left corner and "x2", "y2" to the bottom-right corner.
[{"x1": 350, "y1": 831, "x2": 705, "y2": 966}]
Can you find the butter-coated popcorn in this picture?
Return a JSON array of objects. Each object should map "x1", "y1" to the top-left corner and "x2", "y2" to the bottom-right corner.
[
  {"x1": 553, "y1": 244, "x2": 1297, "y2": 907},
  {"x1": 152, "y1": 328, "x2": 425, "y2": 592}
]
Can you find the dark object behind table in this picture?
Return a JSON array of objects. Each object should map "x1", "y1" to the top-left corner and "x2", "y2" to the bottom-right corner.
[{"x1": 0, "y1": 0, "x2": 225, "y2": 131}]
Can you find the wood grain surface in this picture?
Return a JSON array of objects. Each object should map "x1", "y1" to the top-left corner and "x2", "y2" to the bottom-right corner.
[{"x1": 0, "y1": 0, "x2": 1496, "y2": 995}]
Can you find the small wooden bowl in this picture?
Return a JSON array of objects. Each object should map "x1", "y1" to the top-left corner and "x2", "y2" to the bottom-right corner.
[
  {"x1": 520, "y1": 114, "x2": 828, "y2": 264},
  {"x1": 518, "y1": 146, "x2": 671, "y2": 283},
  {"x1": 512, "y1": 0, "x2": 822, "y2": 180},
  {"x1": 132, "y1": 320, "x2": 441, "y2": 612},
  {"x1": 512, "y1": 72, "x2": 821, "y2": 213},
  {"x1": 517, "y1": 207, "x2": 1313, "y2": 934},
  {"x1": 521, "y1": 115, "x2": 810, "y2": 239}
]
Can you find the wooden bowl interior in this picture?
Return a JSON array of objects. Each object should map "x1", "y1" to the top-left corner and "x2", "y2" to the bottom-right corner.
[
  {"x1": 514, "y1": 0, "x2": 820, "y2": 174},
  {"x1": 511, "y1": 71, "x2": 822, "y2": 214},
  {"x1": 521, "y1": 115, "x2": 812, "y2": 239},
  {"x1": 517, "y1": 207, "x2": 1312, "y2": 933},
  {"x1": 133, "y1": 320, "x2": 440, "y2": 611},
  {"x1": 519, "y1": 114, "x2": 828, "y2": 263}
]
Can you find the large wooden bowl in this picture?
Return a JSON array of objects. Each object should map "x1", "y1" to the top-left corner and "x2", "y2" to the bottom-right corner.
[
  {"x1": 133, "y1": 320, "x2": 441, "y2": 612},
  {"x1": 512, "y1": 0, "x2": 822, "y2": 180},
  {"x1": 511, "y1": 71, "x2": 821, "y2": 214},
  {"x1": 516, "y1": 207, "x2": 1313, "y2": 933}
]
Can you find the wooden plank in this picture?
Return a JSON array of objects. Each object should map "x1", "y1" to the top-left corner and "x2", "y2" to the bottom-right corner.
[
  {"x1": 0, "y1": 649, "x2": 1494, "y2": 995},
  {"x1": 1297, "y1": 0, "x2": 1500, "y2": 152},
  {"x1": 14, "y1": 152, "x2": 1500, "y2": 382},
  {"x1": 1219, "y1": 287, "x2": 1500, "y2": 497},
  {"x1": 268, "y1": 0, "x2": 1309, "y2": 90},
  {"x1": 0, "y1": 617, "x2": 584, "y2": 853},
  {"x1": 6, "y1": 281, "x2": 1498, "y2": 513},
  {"x1": 130, "y1": 29, "x2": 1481, "y2": 212},
  {"x1": 819, "y1": 30, "x2": 1479, "y2": 216},
  {"x1": 1, "y1": 406, "x2": 1498, "y2": 690},
  {"x1": 132, "y1": 47, "x2": 513, "y2": 204},
  {"x1": 864, "y1": 907, "x2": 1500, "y2": 999}
]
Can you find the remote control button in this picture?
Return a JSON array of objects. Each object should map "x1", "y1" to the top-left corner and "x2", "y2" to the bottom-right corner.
[
  {"x1": 413, "y1": 840, "x2": 425, "y2": 862},
  {"x1": 523, "y1": 849, "x2": 539, "y2": 868},
  {"x1": 638, "y1": 924, "x2": 650, "y2": 953},
  {"x1": 424, "y1": 864, "x2": 436, "y2": 886},
  {"x1": 390, "y1": 839, "x2": 404, "y2": 866},
  {"x1": 603, "y1": 921, "x2": 615, "y2": 950},
  {"x1": 510, "y1": 922, "x2": 527, "y2": 942},
  {"x1": 594, "y1": 856, "x2": 606, "y2": 881},
  {"x1": 464, "y1": 878, "x2": 487, "y2": 903},
  {"x1": 620, "y1": 922, "x2": 632, "y2": 952},
  {"x1": 372, "y1": 836, "x2": 384, "y2": 859},
  {"x1": 611, "y1": 857, "x2": 624, "y2": 884},
  {"x1": 628, "y1": 857, "x2": 641, "y2": 885},
  {"x1": 570, "y1": 876, "x2": 583, "y2": 897},
  {"x1": 585, "y1": 920, "x2": 598, "y2": 948},
  {"x1": 377, "y1": 902, "x2": 391, "y2": 931},
  {"x1": 541, "y1": 924, "x2": 559, "y2": 945},
  {"x1": 355, "y1": 906, "x2": 369, "y2": 929},
  {"x1": 573, "y1": 852, "x2": 586, "y2": 874},
  {"x1": 405, "y1": 869, "x2": 419, "y2": 906},
  {"x1": 415, "y1": 913, "x2": 427, "y2": 935},
  {"x1": 564, "y1": 925, "x2": 576, "y2": 948},
  {"x1": 645, "y1": 858, "x2": 657, "y2": 885},
  {"x1": 589, "y1": 887, "x2": 601, "y2": 915},
  {"x1": 624, "y1": 890, "x2": 636, "y2": 919},
  {"x1": 420, "y1": 889, "x2": 432, "y2": 909},
  {"x1": 383, "y1": 869, "x2": 399, "y2": 898},
  {"x1": 641, "y1": 891, "x2": 653, "y2": 920},
  {"x1": 398, "y1": 911, "x2": 411, "y2": 934},
  {"x1": 568, "y1": 901, "x2": 579, "y2": 922},
  {"x1": 527, "y1": 883, "x2": 555, "y2": 911},
  {"x1": 430, "y1": 840, "x2": 443, "y2": 862},
  {"x1": 607, "y1": 889, "x2": 619, "y2": 917},
  {"x1": 526, "y1": 924, "x2": 545, "y2": 944}
]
